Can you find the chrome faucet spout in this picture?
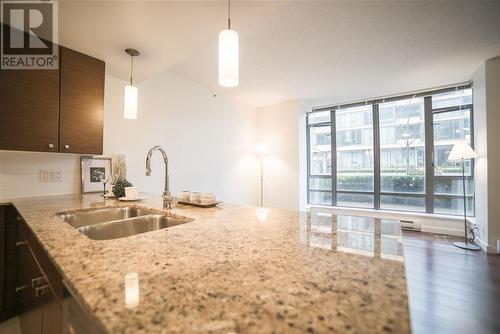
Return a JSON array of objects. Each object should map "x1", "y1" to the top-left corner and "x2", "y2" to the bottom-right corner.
[{"x1": 145, "y1": 145, "x2": 172, "y2": 209}]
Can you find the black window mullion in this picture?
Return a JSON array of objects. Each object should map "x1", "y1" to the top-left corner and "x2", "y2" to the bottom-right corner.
[
  {"x1": 380, "y1": 191, "x2": 426, "y2": 197},
  {"x1": 330, "y1": 109, "x2": 337, "y2": 206},
  {"x1": 432, "y1": 104, "x2": 473, "y2": 114},
  {"x1": 336, "y1": 190, "x2": 374, "y2": 194},
  {"x1": 373, "y1": 104, "x2": 381, "y2": 209},
  {"x1": 424, "y1": 96, "x2": 434, "y2": 213},
  {"x1": 469, "y1": 104, "x2": 475, "y2": 179},
  {"x1": 470, "y1": 104, "x2": 475, "y2": 217},
  {"x1": 306, "y1": 113, "x2": 311, "y2": 205}
]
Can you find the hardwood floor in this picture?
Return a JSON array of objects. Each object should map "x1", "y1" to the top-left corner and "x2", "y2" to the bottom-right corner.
[{"x1": 403, "y1": 231, "x2": 500, "y2": 334}]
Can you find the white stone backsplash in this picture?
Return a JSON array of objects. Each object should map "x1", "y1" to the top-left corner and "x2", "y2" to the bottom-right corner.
[{"x1": 0, "y1": 150, "x2": 81, "y2": 199}]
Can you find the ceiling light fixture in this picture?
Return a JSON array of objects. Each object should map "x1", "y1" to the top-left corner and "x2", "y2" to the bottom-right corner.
[
  {"x1": 218, "y1": 0, "x2": 239, "y2": 87},
  {"x1": 124, "y1": 48, "x2": 140, "y2": 119}
]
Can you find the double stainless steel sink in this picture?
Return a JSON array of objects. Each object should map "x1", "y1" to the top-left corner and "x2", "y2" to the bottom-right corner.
[{"x1": 57, "y1": 206, "x2": 190, "y2": 240}]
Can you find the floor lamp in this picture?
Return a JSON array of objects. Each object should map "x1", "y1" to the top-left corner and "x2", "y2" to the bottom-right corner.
[
  {"x1": 447, "y1": 142, "x2": 480, "y2": 251},
  {"x1": 255, "y1": 142, "x2": 269, "y2": 221}
]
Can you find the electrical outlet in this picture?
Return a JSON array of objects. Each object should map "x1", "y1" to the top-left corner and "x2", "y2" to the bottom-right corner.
[{"x1": 39, "y1": 169, "x2": 63, "y2": 182}]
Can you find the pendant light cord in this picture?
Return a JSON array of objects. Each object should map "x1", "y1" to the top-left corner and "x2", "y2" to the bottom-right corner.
[
  {"x1": 130, "y1": 55, "x2": 134, "y2": 86},
  {"x1": 227, "y1": 0, "x2": 231, "y2": 30}
]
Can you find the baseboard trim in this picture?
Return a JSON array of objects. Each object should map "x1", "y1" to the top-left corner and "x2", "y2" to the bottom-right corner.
[
  {"x1": 476, "y1": 238, "x2": 500, "y2": 254},
  {"x1": 476, "y1": 238, "x2": 489, "y2": 252},
  {"x1": 420, "y1": 225, "x2": 463, "y2": 237}
]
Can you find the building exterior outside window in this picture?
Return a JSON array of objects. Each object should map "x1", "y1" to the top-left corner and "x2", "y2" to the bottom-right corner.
[{"x1": 307, "y1": 86, "x2": 474, "y2": 216}]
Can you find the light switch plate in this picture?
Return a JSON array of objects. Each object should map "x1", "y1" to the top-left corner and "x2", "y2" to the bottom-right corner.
[{"x1": 39, "y1": 169, "x2": 63, "y2": 182}]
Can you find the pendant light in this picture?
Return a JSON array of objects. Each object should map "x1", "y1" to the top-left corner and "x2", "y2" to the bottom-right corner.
[
  {"x1": 124, "y1": 48, "x2": 140, "y2": 119},
  {"x1": 218, "y1": 0, "x2": 239, "y2": 87}
]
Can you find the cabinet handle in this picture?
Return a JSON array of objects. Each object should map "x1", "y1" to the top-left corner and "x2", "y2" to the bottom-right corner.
[
  {"x1": 32, "y1": 276, "x2": 47, "y2": 288},
  {"x1": 16, "y1": 285, "x2": 28, "y2": 292},
  {"x1": 16, "y1": 240, "x2": 28, "y2": 247},
  {"x1": 48, "y1": 143, "x2": 54, "y2": 149},
  {"x1": 64, "y1": 144, "x2": 70, "y2": 149},
  {"x1": 35, "y1": 284, "x2": 50, "y2": 298}
]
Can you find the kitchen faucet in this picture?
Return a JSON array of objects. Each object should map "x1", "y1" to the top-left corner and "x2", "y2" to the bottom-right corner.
[{"x1": 145, "y1": 145, "x2": 173, "y2": 209}]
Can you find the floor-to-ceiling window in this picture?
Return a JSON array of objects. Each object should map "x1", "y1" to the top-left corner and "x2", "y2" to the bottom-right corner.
[
  {"x1": 335, "y1": 105, "x2": 374, "y2": 208},
  {"x1": 379, "y1": 97, "x2": 426, "y2": 211},
  {"x1": 306, "y1": 85, "x2": 474, "y2": 216},
  {"x1": 308, "y1": 111, "x2": 332, "y2": 205},
  {"x1": 431, "y1": 88, "x2": 474, "y2": 215}
]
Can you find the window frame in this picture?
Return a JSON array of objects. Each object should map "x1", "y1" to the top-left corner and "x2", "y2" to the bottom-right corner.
[
  {"x1": 306, "y1": 84, "x2": 475, "y2": 216},
  {"x1": 431, "y1": 103, "x2": 474, "y2": 215}
]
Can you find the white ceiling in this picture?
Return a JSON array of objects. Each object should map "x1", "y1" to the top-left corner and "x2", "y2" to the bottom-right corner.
[{"x1": 59, "y1": 1, "x2": 500, "y2": 107}]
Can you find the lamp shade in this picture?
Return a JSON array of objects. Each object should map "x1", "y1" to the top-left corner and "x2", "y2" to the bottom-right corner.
[
  {"x1": 123, "y1": 85, "x2": 138, "y2": 119},
  {"x1": 218, "y1": 29, "x2": 239, "y2": 87},
  {"x1": 255, "y1": 142, "x2": 268, "y2": 156},
  {"x1": 448, "y1": 142, "x2": 478, "y2": 161}
]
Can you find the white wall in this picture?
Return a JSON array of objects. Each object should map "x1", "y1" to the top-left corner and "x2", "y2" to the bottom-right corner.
[
  {"x1": 472, "y1": 55, "x2": 500, "y2": 253},
  {"x1": 103, "y1": 72, "x2": 259, "y2": 205},
  {"x1": 472, "y1": 64, "x2": 489, "y2": 249},
  {"x1": 1, "y1": 71, "x2": 260, "y2": 205},
  {"x1": 485, "y1": 56, "x2": 500, "y2": 252},
  {"x1": 258, "y1": 100, "x2": 305, "y2": 211}
]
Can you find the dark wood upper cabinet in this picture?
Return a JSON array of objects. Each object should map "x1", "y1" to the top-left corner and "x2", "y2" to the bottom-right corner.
[
  {"x1": 0, "y1": 38, "x2": 105, "y2": 155},
  {"x1": 0, "y1": 69, "x2": 60, "y2": 152},
  {"x1": 59, "y1": 47, "x2": 105, "y2": 155}
]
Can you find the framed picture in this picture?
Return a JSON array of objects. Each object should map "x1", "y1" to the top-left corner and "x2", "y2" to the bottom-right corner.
[{"x1": 81, "y1": 156, "x2": 112, "y2": 193}]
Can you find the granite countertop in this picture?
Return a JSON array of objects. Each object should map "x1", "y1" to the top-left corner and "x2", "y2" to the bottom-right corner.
[{"x1": 3, "y1": 193, "x2": 410, "y2": 333}]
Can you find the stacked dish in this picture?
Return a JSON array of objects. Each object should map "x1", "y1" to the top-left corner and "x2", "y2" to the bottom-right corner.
[{"x1": 178, "y1": 191, "x2": 220, "y2": 207}]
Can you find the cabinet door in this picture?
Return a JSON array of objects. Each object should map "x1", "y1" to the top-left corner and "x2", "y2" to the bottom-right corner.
[
  {"x1": 17, "y1": 217, "x2": 64, "y2": 334},
  {"x1": 17, "y1": 219, "x2": 44, "y2": 334},
  {"x1": 0, "y1": 207, "x2": 4, "y2": 316},
  {"x1": 0, "y1": 68, "x2": 60, "y2": 152},
  {"x1": 1, "y1": 207, "x2": 25, "y2": 321},
  {"x1": 59, "y1": 47, "x2": 105, "y2": 154},
  {"x1": 16, "y1": 220, "x2": 44, "y2": 310}
]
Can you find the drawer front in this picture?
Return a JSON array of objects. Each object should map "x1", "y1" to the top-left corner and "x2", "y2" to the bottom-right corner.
[
  {"x1": 17, "y1": 218, "x2": 64, "y2": 308},
  {"x1": 16, "y1": 222, "x2": 44, "y2": 310}
]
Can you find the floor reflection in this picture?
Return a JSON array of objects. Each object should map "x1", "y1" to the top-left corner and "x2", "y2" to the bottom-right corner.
[
  {"x1": 301, "y1": 209, "x2": 403, "y2": 261},
  {"x1": 125, "y1": 272, "x2": 140, "y2": 308}
]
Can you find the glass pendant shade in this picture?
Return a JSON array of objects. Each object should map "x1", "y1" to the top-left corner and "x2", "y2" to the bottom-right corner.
[
  {"x1": 218, "y1": 29, "x2": 239, "y2": 87},
  {"x1": 123, "y1": 85, "x2": 138, "y2": 119}
]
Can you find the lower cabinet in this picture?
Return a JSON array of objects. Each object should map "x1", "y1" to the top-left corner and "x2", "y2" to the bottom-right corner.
[
  {"x1": 1, "y1": 206, "x2": 22, "y2": 321},
  {"x1": 15, "y1": 212, "x2": 64, "y2": 334},
  {"x1": 1, "y1": 207, "x2": 101, "y2": 334}
]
